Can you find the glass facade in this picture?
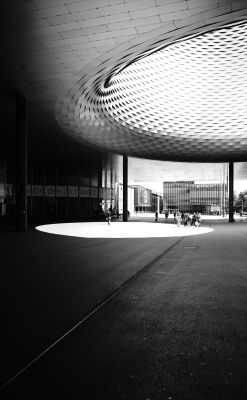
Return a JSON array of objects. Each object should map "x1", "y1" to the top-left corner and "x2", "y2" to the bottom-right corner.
[
  {"x1": 2, "y1": 153, "x2": 124, "y2": 223},
  {"x1": 163, "y1": 181, "x2": 228, "y2": 215}
]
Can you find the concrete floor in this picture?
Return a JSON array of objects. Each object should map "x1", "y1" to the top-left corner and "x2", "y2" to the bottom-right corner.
[{"x1": 1, "y1": 217, "x2": 247, "y2": 399}]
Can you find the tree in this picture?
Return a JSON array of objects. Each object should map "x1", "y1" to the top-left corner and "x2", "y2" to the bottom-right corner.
[{"x1": 235, "y1": 191, "x2": 247, "y2": 213}]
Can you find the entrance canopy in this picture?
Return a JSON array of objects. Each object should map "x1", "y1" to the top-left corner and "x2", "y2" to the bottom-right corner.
[{"x1": 56, "y1": 12, "x2": 247, "y2": 162}]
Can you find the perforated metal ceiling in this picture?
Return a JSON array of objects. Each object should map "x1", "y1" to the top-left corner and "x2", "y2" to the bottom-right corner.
[
  {"x1": 104, "y1": 21, "x2": 247, "y2": 139},
  {"x1": 56, "y1": 11, "x2": 247, "y2": 162}
]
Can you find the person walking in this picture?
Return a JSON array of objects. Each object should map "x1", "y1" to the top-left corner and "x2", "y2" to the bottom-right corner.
[
  {"x1": 105, "y1": 209, "x2": 111, "y2": 225},
  {"x1": 191, "y1": 212, "x2": 196, "y2": 227},
  {"x1": 183, "y1": 212, "x2": 189, "y2": 226},
  {"x1": 155, "y1": 210, "x2": 158, "y2": 222},
  {"x1": 195, "y1": 212, "x2": 201, "y2": 227},
  {"x1": 176, "y1": 211, "x2": 182, "y2": 227}
]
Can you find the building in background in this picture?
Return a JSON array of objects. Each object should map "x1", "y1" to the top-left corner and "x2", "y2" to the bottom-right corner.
[
  {"x1": 116, "y1": 184, "x2": 134, "y2": 217},
  {"x1": 130, "y1": 185, "x2": 162, "y2": 213},
  {"x1": 131, "y1": 185, "x2": 151, "y2": 213},
  {"x1": 151, "y1": 192, "x2": 163, "y2": 214},
  {"x1": 163, "y1": 181, "x2": 228, "y2": 215}
]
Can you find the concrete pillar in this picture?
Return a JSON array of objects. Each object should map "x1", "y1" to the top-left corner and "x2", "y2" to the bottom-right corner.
[
  {"x1": 228, "y1": 162, "x2": 234, "y2": 223},
  {"x1": 123, "y1": 155, "x2": 128, "y2": 222},
  {"x1": 222, "y1": 163, "x2": 226, "y2": 217},
  {"x1": 157, "y1": 195, "x2": 160, "y2": 213},
  {"x1": 16, "y1": 97, "x2": 27, "y2": 231},
  {"x1": 97, "y1": 154, "x2": 102, "y2": 217},
  {"x1": 55, "y1": 167, "x2": 58, "y2": 219}
]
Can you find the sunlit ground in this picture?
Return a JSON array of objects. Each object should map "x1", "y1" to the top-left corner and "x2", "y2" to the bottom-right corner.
[{"x1": 36, "y1": 222, "x2": 214, "y2": 238}]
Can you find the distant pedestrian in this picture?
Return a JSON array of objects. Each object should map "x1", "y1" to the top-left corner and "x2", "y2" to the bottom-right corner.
[
  {"x1": 183, "y1": 213, "x2": 189, "y2": 226},
  {"x1": 191, "y1": 212, "x2": 196, "y2": 227},
  {"x1": 155, "y1": 210, "x2": 158, "y2": 222},
  {"x1": 105, "y1": 209, "x2": 111, "y2": 225},
  {"x1": 176, "y1": 211, "x2": 182, "y2": 227},
  {"x1": 165, "y1": 211, "x2": 169, "y2": 220},
  {"x1": 195, "y1": 212, "x2": 201, "y2": 227}
]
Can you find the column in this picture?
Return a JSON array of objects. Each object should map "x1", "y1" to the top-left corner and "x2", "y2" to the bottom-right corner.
[
  {"x1": 123, "y1": 155, "x2": 128, "y2": 222},
  {"x1": 77, "y1": 171, "x2": 80, "y2": 218},
  {"x1": 157, "y1": 194, "x2": 160, "y2": 213},
  {"x1": 30, "y1": 164, "x2": 33, "y2": 220},
  {"x1": 104, "y1": 159, "x2": 107, "y2": 211},
  {"x1": 224, "y1": 162, "x2": 227, "y2": 218},
  {"x1": 228, "y1": 162, "x2": 234, "y2": 222},
  {"x1": 55, "y1": 167, "x2": 58, "y2": 219},
  {"x1": 110, "y1": 156, "x2": 113, "y2": 211},
  {"x1": 16, "y1": 97, "x2": 27, "y2": 232},
  {"x1": 43, "y1": 167, "x2": 46, "y2": 219},
  {"x1": 97, "y1": 153, "x2": 102, "y2": 217},
  {"x1": 66, "y1": 167, "x2": 69, "y2": 219},
  {"x1": 89, "y1": 166, "x2": 92, "y2": 217}
]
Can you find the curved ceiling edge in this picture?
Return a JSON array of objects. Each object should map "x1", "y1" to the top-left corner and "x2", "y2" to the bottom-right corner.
[{"x1": 55, "y1": 9, "x2": 247, "y2": 162}]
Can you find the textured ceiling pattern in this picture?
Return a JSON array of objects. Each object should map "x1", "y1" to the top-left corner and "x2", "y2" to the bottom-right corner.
[
  {"x1": 102, "y1": 21, "x2": 247, "y2": 141},
  {"x1": 3, "y1": 1, "x2": 247, "y2": 163},
  {"x1": 56, "y1": 7, "x2": 247, "y2": 162}
]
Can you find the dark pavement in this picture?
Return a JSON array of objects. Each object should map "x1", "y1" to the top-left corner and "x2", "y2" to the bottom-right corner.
[{"x1": 1, "y1": 218, "x2": 247, "y2": 399}]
